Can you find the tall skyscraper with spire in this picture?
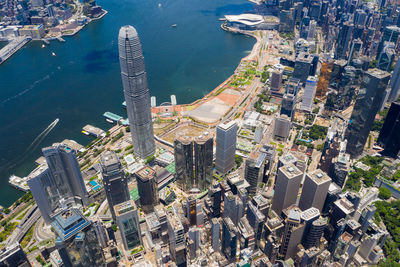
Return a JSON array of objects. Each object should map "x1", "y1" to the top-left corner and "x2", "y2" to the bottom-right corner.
[{"x1": 118, "y1": 25, "x2": 155, "y2": 159}]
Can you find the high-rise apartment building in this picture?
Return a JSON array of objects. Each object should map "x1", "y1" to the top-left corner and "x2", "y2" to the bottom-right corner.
[
  {"x1": 174, "y1": 135, "x2": 194, "y2": 191},
  {"x1": 135, "y1": 165, "x2": 159, "y2": 213},
  {"x1": 377, "y1": 101, "x2": 400, "y2": 158},
  {"x1": 118, "y1": 25, "x2": 155, "y2": 159},
  {"x1": 299, "y1": 169, "x2": 331, "y2": 212},
  {"x1": 271, "y1": 164, "x2": 303, "y2": 216},
  {"x1": 301, "y1": 76, "x2": 318, "y2": 112},
  {"x1": 346, "y1": 69, "x2": 391, "y2": 157},
  {"x1": 100, "y1": 151, "x2": 130, "y2": 220},
  {"x1": 215, "y1": 121, "x2": 238, "y2": 175},
  {"x1": 114, "y1": 200, "x2": 142, "y2": 251}
]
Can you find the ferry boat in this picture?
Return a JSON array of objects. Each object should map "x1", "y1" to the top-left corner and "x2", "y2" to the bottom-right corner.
[
  {"x1": 106, "y1": 118, "x2": 114, "y2": 124},
  {"x1": 81, "y1": 130, "x2": 90, "y2": 136}
]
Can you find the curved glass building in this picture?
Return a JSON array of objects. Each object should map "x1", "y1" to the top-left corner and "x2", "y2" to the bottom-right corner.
[{"x1": 118, "y1": 25, "x2": 155, "y2": 159}]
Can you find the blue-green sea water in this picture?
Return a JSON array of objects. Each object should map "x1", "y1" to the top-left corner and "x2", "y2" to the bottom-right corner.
[{"x1": 0, "y1": 0, "x2": 256, "y2": 206}]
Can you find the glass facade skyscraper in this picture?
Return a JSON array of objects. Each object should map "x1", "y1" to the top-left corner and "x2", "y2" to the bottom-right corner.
[
  {"x1": 100, "y1": 151, "x2": 131, "y2": 220},
  {"x1": 118, "y1": 25, "x2": 155, "y2": 159},
  {"x1": 377, "y1": 101, "x2": 400, "y2": 158},
  {"x1": 114, "y1": 200, "x2": 142, "y2": 251},
  {"x1": 346, "y1": 69, "x2": 391, "y2": 158}
]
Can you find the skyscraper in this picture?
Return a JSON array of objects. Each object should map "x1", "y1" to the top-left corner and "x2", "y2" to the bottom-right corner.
[
  {"x1": 298, "y1": 169, "x2": 331, "y2": 212},
  {"x1": 222, "y1": 217, "x2": 238, "y2": 262},
  {"x1": 215, "y1": 121, "x2": 238, "y2": 175},
  {"x1": 114, "y1": 200, "x2": 142, "y2": 251},
  {"x1": 174, "y1": 135, "x2": 194, "y2": 191},
  {"x1": 271, "y1": 164, "x2": 303, "y2": 216},
  {"x1": 301, "y1": 76, "x2": 318, "y2": 112},
  {"x1": 211, "y1": 218, "x2": 220, "y2": 251},
  {"x1": 293, "y1": 52, "x2": 312, "y2": 83},
  {"x1": 52, "y1": 209, "x2": 105, "y2": 266},
  {"x1": 135, "y1": 165, "x2": 159, "y2": 213},
  {"x1": 42, "y1": 143, "x2": 89, "y2": 205},
  {"x1": 346, "y1": 69, "x2": 391, "y2": 157},
  {"x1": 335, "y1": 22, "x2": 353, "y2": 59},
  {"x1": 100, "y1": 151, "x2": 130, "y2": 220},
  {"x1": 279, "y1": 208, "x2": 305, "y2": 260},
  {"x1": 377, "y1": 101, "x2": 400, "y2": 158},
  {"x1": 388, "y1": 59, "x2": 400, "y2": 102},
  {"x1": 118, "y1": 25, "x2": 155, "y2": 159},
  {"x1": 273, "y1": 114, "x2": 291, "y2": 141},
  {"x1": 194, "y1": 133, "x2": 213, "y2": 191},
  {"x1": 244, "y1": 151, "x2": 266, "y2": 195},
  {"x1": 167, "y1": 211, "x2": 186, "y2": 266}
]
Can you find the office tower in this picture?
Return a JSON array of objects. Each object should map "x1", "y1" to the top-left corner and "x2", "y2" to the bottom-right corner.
[
  {"x1": 279, "y1": 208, "x2": 305, "y2": 260},
  {"x1": 209, "y1": 182, "x2": 222, "y2": 217},
  {"x1": 301, "y1": 76, "x2": 318, "y2": 112},
  {"x1": 322, "y1": 182, "x2": 341, "y2": 216},
  {"x1": 279, "y1": 9, "x2": 295, "y2": 32},
  {"x1": 359, "y1": 205, "x2": 376, "y2": 233},
  {"x1": 215, "y1": 121, "x2": 238, "y2": 175},
  {"x1": 273, "y1": 114, "x2": 291, "y2": 141},
  {"x1": 167, "y1": 211, "x2": 186, "y2": 266},
  {"x1": 377, "y1": 101, "x2": 400, "y2": 158},
  {"x1": 174, "y1": 135, "x2": 194, "y2": 191},
  {"x1": 118, "y1": 25, "x2": 155, "y2": 159},
  {"x1": 244, "y1": 151, "x2": 266, "y2": 195},
  {"x1": 100, "y1": 151, "x2": 130, "y2": 220},
  {"x1": 246, "y1": 201, "x2": 265, "y2": 244},
  {"x1": 278, "y1": 153, "x2": 307, "y2": 174},
  {"x1": 264, "y1": 235, "x2": 280, "y2": 264},
  {"x1": 270, "y1": 70, "x2": 283, "y2": 92},
  {"x1": 303, "y1": 217, "x2": 327, "y2": 249},
  {"x1": 92, "y1": 219, "x2": 108, "y2": 248},
  {"x1": 238, "y1": 217, "x2": 255, "y2": 250},
  {"x1": 271, "y1": 164, "x2": 302, "y2": 216},
  {"x1": 186, "y1": 196, "x2": 204, "y2": 227},
  {"x1": 329, "y1": 59, "x2": 347, "y2": 89},
  {"x1": 222, "y1": 217, "x2": 238, "y2": 262},
  {"x1": 224, "y1": 191, "x2": 244, "y2": 226},
  {"x1": 376, "y1": 26, "x2": 400, "y2": 59},
  {"x1": 188, "y1": 227, "x2": 200, "y2": 259},
  {"x1": 388, "y1": 59, "x2": 400, "y2": 102},
  {"x1": 28, "y1": 167, "x2": 62, "y2": 224},
  {"x1": 293, "y1": 53, "x2": 312, "y2": 83},
  {"x1": 330, "y1": 198, "x2": 355, "y2": 226},
  {"x1": 346, "y1": 69, "x2": 391, "y2": 158},
  {"x1": 254, "y1": 125, "x2": 263, "y2": 143},
  {"x1": 286, "y1": 78, "x2": 300, "y2": 95},
  {"x1": 354, "y1": 9, "x2": 367, "y2": 26},
  {"x1": 52, "y1": 209, "x2": 105, "y2": 266},
  {"x1": 281, "y1": 93, "x2": 296, "y2": 118},
  {"x1": 114, "y1": 200, "x2": 141, "y2": 251},
  {"x1": 31, "y1": 0, "x2": 44, "y2": 7},
  {"x1": 211, "y1": 218, "x2": 220, "y2": 251},
  {"x1": 194, "y1": 132, "x2": 213, "y2": 191},
  {"x1": 335, "y1": 22, "x2": 353, "y2": 59},
  {"x1": 307, "y1": 20, "x2": 316, "y2": 41},
  {"x1": 299, "y1": 170, "x2": 331, "y2": 212},
  {"x1": 315, "y1": 60, "x2": 333, "y2": 99},
  {"x1": 329, "y1": 153, "x2": 350, "y2": 188},
  {"x1": 348, "y1": 39, "x2": 363, "y2": 64},
  {"x1": 251, "y1": 194, "x2": 270, "y2": 217},
  {"x1": 135, "y1": 165, "x2": 159, "y2": 213},
  {"x1": 377, "y1": 42, "x2": 395, "y2": 72},
  {"x1": 43, "y1": 144, "x2": 89, "y2": 204},
  {"x1": 0, "y1": 243, "x2": 31, "y2": 267}
]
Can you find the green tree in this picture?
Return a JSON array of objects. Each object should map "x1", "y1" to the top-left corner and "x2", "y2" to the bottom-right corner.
[{"x1": 379, "y1": 187, "x2": 391, "y2": 200}]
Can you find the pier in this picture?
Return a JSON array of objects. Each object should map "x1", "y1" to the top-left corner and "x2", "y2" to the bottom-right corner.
[
  {"x1": 0, "y1": 37, "x2": 31, "y2": 65},
  {"x1": 82, "y1": 124, "x2": 105, "y2": 137}
]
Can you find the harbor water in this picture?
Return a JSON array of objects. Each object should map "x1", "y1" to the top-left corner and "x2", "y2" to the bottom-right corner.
[{"x1": 0, "y1": 0, "x2": 256, "y2": 206}]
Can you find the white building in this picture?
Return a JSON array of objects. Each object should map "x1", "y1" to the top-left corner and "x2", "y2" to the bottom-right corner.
[{"x1": 301, "y1": 76, "x2": 318, "y2": 112}]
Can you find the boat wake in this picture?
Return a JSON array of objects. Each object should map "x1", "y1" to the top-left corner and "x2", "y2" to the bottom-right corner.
[
  {"x1": 1, "y1": 74, "x2": 51, "y2": 105},
  {"x1": 1, "y1": 119, "x2": 59, "y2": 171}
]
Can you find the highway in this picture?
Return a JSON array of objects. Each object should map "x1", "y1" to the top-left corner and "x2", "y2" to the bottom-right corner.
[{"x1": 7, "y1": 206, "x2": 40, "y2": 245}]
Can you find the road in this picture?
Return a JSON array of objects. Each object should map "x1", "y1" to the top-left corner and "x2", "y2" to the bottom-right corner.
[{"x1": 7, "y1": 207, "x2": 40, "y2": 246}]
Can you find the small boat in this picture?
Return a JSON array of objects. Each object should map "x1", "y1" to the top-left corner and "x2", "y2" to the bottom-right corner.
[
  {"x1": 158, "y1": 3, "x2": 161, "y2": 7},
  {"x1": 82, "y1": 130, "x2": 90, "y2": 136},
  {"x1": 52, "y1": 52, "x2": 56, "y2": 56},
  {"x1": 171, "y1": 24, "x2": 177, "y2": 27},
  {"x1": 106, "y1": 118, "x2": 114, "y2": 124},
  {"x1": 41, "y1": 44, "x2": 45, "y2": 48}
]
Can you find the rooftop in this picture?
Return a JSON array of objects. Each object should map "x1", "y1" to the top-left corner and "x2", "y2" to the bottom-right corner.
[
  {"x1": 51, "y1": 209, "x2": 90, "y2": 241},
  {"x1": 224, "y1": 14, "x2": 265, "y2": 26},
  {"x1": 194, "y1": 132, "x2": 213, "y2": 144},
  {"x1": 308, "y1": 169, "x2": 331, "y2": 184},
  {"x1": 218, "y1": 121, "x2": 238, "y2": 131},
  {"x1": 301, "y1": 207, "x2": 320, "y2": 221},
  {"x1": 100, "y1": 151, "x2": 120, "y2": 167},
  {"x1": 136, "y1": 165, "x2": 156, "y2": 181},
  {"x1": 114, "y1": 200, "x2": 137, "y2": 216},
  {"x1": 280, "y1": 163, "x2": 302, "y2": 178}
]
